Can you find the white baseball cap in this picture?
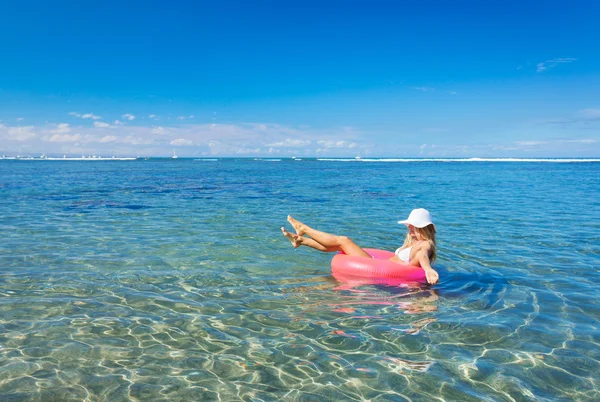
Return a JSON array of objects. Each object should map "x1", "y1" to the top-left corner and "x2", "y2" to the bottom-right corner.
[{"x1": 398, "y1": 208, "x2": 433, "y2": 228}]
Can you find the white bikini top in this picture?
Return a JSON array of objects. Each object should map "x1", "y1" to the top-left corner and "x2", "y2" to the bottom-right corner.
[{"x1": 395, "y1": 246, "x2": 412, "y2": 263}]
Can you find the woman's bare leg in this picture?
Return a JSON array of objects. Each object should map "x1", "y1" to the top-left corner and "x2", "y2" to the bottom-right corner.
[
  {"x1": 281, "y1": 228, "x2": 338, "y2": 251},
  {"x1": 286, "y1": 216, "x2": 371, "y2": 258}
]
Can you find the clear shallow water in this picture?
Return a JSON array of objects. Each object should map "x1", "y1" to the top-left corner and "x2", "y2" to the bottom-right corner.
[{"x1": 1, "y1": 159, "x2": 599, "y2": 401}]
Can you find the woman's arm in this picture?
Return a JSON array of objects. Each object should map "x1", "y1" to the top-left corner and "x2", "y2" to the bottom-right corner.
[{"x1": 416, "y1": 244, "x2": 439, "y2": 285}]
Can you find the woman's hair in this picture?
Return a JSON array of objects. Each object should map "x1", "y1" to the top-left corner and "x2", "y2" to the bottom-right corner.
[{"x1": 401, "y1": 224, "x2": 437, "y2": 262}]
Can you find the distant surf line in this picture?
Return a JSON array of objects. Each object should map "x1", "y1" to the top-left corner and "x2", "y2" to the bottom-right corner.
[
  {"x1": 1, "y1": 156, "x2": 137, "y2": 161},
  {"x1": 316, "y1": 158, "x2": 600, "y2": 163}
]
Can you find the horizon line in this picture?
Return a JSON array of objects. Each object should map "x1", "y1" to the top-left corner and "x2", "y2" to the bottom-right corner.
[{"x1": 2, "y1": 156, "x2": 600, "y2": 162}]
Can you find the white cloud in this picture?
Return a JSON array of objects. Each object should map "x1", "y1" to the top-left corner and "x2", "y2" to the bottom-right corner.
[
  {"x1": 121, "y1": 136, "x2": 153, "y2": 145},
  {"x1": 81, "y1": 113, "x2": 101, "y2": 120},
  {"x1": 266, "y1": 138, "x2": 311, "y2": 147},
  {"x1": 176, "y1": 115, "x2": 195, "y2": 120},
  {"x1": 0, "y1": 120, "x2": 370, "y2": 157},
  {"x1": 170, "y1": 138, "x2": 193, "y2": 146},
  {"x1": 16, "y1": 117, "x2": 24, "y2": 121},
  {"x1": 114, "y1": 120, "x2": 124, "y2": 125},
  {"x1": 149, "y1": 114, "x2": 157, "y2": 119},
  {"x1": 69, "y1": 112, "x2": 101, "y2": 120},
  {"x1": 515, "y1": 141, "x2": 548, "y2": 146},
  {"x1": 50, "y1": 123, "x2": 71, "y2": 134},
  {"x1": 317, "y1": 140, "x2": 357, "y2": 148},
  {"x1": 419, "y1": 144, "x2": 427, "y2": 155},
  {"x1": 93, "y1": 121, "x2": 112, "y2": 128},
  {"x1": 235, "y1": 147, "x2": 262, "y2": 154},
  {"x1": 5, "y1": 126, "x2": 36, "y2": 141},
  {"x1": 122, "y1": 114, "x2": 135, "y2": 121},
  {"x1": 536, "y1": 58, "x2": 577, "y2": 73},
  {"x1": 414, "y1": 87, "x2": 434, "y2": 92},
  {"x1": 151, "y1": 126, "x2": 167, "y2": 135},
  {"x1": 568, "y1": 139, "x2": 597, "y2": 144},
  {"x1": 47, "y1": 133, "x2": 82, "y2": 142},
  {"x1": 98, "y1": 136, "x2": 117, "y2": 143},
  {"x1": 448, "y1": 91, "x2": 458, "y2": 95}
]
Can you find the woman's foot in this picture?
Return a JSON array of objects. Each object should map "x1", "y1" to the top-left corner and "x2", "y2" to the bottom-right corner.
[
  {"x1": 281, "y1": 227, "x2": 301, "y2": 248},
  {"x1": 287, "y1": 215, "x2": 305, "y2": 236}
]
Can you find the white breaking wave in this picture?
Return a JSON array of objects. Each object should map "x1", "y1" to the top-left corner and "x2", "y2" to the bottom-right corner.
[
  {"x1": 2, "y1": 156, "x2": 138, "y2": 161},
  {"x1": 316, "y1": 158, "x2": 600, "y2": 163},
  {"x1": 48, "y1": 157, "x2": 137, "y2": 161}
]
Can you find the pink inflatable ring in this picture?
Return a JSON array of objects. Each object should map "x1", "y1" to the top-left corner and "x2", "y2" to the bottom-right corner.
[{"x1": 331, "y1": 248, "x2": 426, "y2": 284}]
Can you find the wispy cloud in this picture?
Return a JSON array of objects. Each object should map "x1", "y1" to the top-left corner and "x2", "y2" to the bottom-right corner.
[
  {"x1": 47, "y1": 133, "x2": 82, "y2": 142},
  {"x1": 511, "y1": 138, "x2": 598, "y2": 149},
  {"x1": 120, "y1": 135, "x2": 153, "y2": 145},
  {"x1": 317, "y1": 140, "x2": 357, "y2": 148},
  {"x1": 536, "y1": 58, "x2": 577, "y2": 73},
  {"x1": 93, "y1": 121, "x2": 113, "y2": 128},
  {"x1": 170, "y1": 138, "x2": 193, "y2": 146},
  {"x1": 1, "y1": 120, "x2": 365, "y2": 156},
  {"x1": 151, "y1": 126, "x2": 168, "y2": 135},
  {"x1": 3, "y1": 126, "x2": 37, "y2": 141},
  {"x1": 99, "y1": 136, "x2": 117, "y2": 143},
  {"x1": 413, "y1": 86, "x2": 434, "y2": 92},
  {"x1": 568, "y1": 138, "x2": 597, "y2": 144},
  {"x1": 122, "y1": 114, "x2": 136, "y2": 121},
  {"x1": 50, "y1": 123, "x2": 71, "y2": 134},
  {"x1": 578, "y1": 108, "x2": 600, "y2": 119},
  {"x1": 515, "y1": 140, "x2": 548, "y2": 146},
  {"x1": 266, "y1": 139, "x2": 311, "y2": 147},
  {"x1": 69, "y1": 112, "x2": 101, "y2": 120},
  {"x1": 82, "y1": 113, "x2": 101, "y2": 120},
  {"x1": 2, "y1": 116, "x2": 599, "y2": 158},
  {"x1": 536, "y1": 108, "x2": 600, "y2": 129}
]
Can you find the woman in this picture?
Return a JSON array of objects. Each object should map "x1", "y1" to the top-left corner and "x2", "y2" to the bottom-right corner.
[{"x1": 281, "y1": 208, "x2": 439, "y2": 285}]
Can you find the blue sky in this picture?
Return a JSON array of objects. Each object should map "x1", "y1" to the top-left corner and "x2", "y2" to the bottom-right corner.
[{"x1": 1, "y1": 0, "x2": 599, "y2": 157}]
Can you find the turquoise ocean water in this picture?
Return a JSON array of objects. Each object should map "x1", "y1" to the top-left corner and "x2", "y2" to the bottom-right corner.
[{"x1": 1, "y1": 158, "x2": 599, "y2": 401}]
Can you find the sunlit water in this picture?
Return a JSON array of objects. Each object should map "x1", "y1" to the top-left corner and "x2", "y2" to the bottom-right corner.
[{"x1": 1, "y1": 159, "x2": 599, "y2": 401}]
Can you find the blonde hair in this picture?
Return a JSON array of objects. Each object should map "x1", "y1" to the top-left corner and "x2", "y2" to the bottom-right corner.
[{"x1": 401, "y1": 224, "x2": 437, "y2": 262}]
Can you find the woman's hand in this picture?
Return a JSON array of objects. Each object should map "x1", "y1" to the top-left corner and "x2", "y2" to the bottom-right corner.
[{"x1": 423, "y1": 267, "x2": 439, "y2": 285}]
